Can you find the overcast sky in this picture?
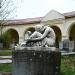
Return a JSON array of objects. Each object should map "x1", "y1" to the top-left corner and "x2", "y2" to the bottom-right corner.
[{"x1": 16, "y1": 0, "x2": 75, "y2": 19}]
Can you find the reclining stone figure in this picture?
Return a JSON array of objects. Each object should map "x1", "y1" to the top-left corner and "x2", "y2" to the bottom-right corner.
[{"x1": 24, "y1": 24, "x2": 56, "y2": 47}]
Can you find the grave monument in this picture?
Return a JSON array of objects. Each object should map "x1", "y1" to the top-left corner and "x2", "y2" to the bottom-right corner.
[{"x1": 12, "y1": 24, "x2": 61, "y2": 75}]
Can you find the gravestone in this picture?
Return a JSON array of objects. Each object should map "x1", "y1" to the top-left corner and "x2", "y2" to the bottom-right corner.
[
  {"x1": 59, "y1": 41, "x2": 63, "y2": 50},
  {"x1": 0, "y1": 43, "x2": 3, "y2": 49},
  {"x1": 69, "y1": 41, "x2": 74, "y2": 52},
  {"x1": 12, "y1": 47, "x2": 61, "y2": 75},
  {"x1": 63, "y1": 39, "x2": 69, "y2": 50}
]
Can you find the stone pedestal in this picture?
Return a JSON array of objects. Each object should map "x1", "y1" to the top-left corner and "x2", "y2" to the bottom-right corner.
[{"x1": 12, "y1": 47, "x2": 61, "y2": 75}]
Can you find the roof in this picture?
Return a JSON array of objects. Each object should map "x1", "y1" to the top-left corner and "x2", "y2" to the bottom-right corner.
[
  {"x1": 63, "y1": 11, "x2": 75, "y2": 18},
  {"x1": 2, "y1": 11, "x2": 75, "y2": 25},
  {"x1": 6, "y1": 17, "x2": 42, "y2": 25}
]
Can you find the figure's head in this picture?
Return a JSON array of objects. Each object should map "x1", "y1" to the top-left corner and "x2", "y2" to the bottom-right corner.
[
  {"x1": 26, "y1": 31, "x2": 32, "y2": 35},
  {"x1": 35, "y1": 24, "x2": 44, "y2": 32}
]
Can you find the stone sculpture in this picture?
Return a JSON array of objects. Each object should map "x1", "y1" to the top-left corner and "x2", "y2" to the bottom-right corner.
[{"x1": 24, "y1": 24, "x2": 56, "y2": 47}]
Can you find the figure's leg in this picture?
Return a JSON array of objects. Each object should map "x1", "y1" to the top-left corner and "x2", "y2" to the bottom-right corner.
[{"x1": 46, "y1": 38, "x2": 55, "y2": 46}]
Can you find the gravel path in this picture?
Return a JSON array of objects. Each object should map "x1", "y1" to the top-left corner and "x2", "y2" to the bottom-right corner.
[{"x1": 0, "y1": 59, "x2": 12, "y2": 63}]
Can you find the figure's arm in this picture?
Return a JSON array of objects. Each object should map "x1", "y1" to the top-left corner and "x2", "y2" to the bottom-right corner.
[
  {"x1": 30, "y1": 28, "x2": 50, "y2": 41},
  {"x1": 29, "y1": 31, "x2": 37, "y2": 38},
  {"x1": 26, "y1": 31, "x2": 37, "y2": 41}
]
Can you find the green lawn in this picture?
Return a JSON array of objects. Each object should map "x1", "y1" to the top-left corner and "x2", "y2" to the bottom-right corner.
[
  {"x1": 0, "y1": 51, "x2": 12, "y2": 72},
  {"x1": 61, "y1": 55, "x2": 75, "y2": 75},
  {"x1": 0, "y1": 63, "x2": 12, "y2": 72},
  {"x1": 0, "y1": 53, "x2": 75, "y2": 75},
  {"x1": 0, "y1": 51, "x2": 12, "y2": 56}
]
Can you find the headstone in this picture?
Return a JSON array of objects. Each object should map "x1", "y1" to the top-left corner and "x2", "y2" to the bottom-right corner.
[
  {"x1": 0, "y1": 43, "x2": 3, "y2": 49},
  {"x1": 12, "y1": 47, "x2": 61, "y2": 75},
  {"x1": 63, "y1": 39, "x2": 69, "y2": 50},
  {"x1": 59, "y1": 41, "x2": 63, "y2": 50},
  {"x1": 0, "y1": 73, "x2": 2, "y2": 75},
  {"x1": 69, "y1": 41, "x2": 74, "y2": 52}
]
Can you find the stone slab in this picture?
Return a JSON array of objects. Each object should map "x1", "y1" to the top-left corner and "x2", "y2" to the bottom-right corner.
[{"x1": 12, "y1": 47, "x2": 61, "y2": 75}]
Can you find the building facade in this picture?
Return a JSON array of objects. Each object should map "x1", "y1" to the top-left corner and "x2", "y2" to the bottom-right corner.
[{"x1": 0, "y1": 10, "x2": 75, "y2": 47}]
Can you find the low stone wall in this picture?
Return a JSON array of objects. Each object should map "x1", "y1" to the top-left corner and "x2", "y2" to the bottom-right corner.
[{"x1": 12, "y1": 47, "x2": 61, "y2": 75}]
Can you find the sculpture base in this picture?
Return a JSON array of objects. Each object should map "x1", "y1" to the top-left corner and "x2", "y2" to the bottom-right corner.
[{"x1": 12, "y1": 47, "x2": 61, "y2": 75}]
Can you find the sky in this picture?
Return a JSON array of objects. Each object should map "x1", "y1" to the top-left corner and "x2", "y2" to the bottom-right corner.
[{"x1": 16, "y1": 0, "x2": 75, "y2": 19}]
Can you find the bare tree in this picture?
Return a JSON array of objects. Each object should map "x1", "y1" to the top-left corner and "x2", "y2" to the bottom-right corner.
[{"x1": 0, "y1": 0, "x2": 16, "y2": 35}]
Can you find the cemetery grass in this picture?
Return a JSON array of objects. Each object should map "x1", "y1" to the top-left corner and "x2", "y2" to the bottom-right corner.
[
  {"x1": 0, "y1": 51, "x2": 12, "y2": 56},
  {"x1": 0, "y1": 55, "x2": 75, "y2": 74},
  {"x1": 0, "y1": 63, "x2": 11, "y2": 72},
  {"x1": 61, "y1": 55, "x2": 75, "y2": 75}
]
